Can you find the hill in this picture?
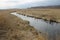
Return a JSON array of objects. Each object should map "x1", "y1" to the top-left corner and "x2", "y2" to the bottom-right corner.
[{"x1": 29, "y1": 5, "x2": 60, "y2": 9}]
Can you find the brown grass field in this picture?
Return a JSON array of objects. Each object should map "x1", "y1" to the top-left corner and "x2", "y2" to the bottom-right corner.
[
  {"x1": 17, "y1": 8, "x2": 60, "y2": 23},
  {"x1": 0, "y1": 8, "x2": 60, "y2": 40},
  {"x1": 0, "y1": 10, "x2": 46, "y2": 40}
]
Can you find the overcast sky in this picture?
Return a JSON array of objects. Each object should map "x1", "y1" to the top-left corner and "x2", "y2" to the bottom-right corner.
[{"x1": 0, "y1": 0, "x2": 60, "y2": 9}]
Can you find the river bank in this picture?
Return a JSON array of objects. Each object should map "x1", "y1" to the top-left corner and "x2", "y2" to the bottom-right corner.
[
  {"x1": 0, "y1": 12, "x2": 46, "y2": 40},
  {"x1": 17, "y1": 8, "x2": 60, "y2": 23},
  {"x1": 11, "y1": 12, "x2": 60, "y2": 40}
]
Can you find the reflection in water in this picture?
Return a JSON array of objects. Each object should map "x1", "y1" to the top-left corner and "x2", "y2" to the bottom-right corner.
[{"x1": 11, "y1": 12, "x2": 60, "y2": 40}]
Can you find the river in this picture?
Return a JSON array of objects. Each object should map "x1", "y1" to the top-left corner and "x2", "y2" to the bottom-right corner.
[{"x1": 11, "y1": 12, "x2": 60, "y2": 40}]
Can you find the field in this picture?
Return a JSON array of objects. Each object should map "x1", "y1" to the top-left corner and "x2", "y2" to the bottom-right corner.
[
  {"x1": 0, "y1": 8, "x2": 60, "y2": 40},
  {"x1": 17, "y1": 8, "x2": 60, "y2": 23},
  {"x1": 0, "y1": 11, "x2": 46, "y2": 40}
]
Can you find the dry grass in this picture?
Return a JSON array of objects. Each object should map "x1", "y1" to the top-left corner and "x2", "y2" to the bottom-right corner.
[
  {"x1": 0, "y1": 11, "x2": 46, "y2": 40},
  {"x1": 17, "y1": 8, "x2": 60, "y2": 22},
  {"x1": 1, "y1": 8, "x2": 60, "y2": 40}
]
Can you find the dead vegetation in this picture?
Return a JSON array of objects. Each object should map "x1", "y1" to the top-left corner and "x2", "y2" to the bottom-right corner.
[
  {"x1": 17, "y1": 8, "x2": 60, "y2": 23},
  {"x1": 0, "y1": 12, "x2": 46, "y2": 40}
]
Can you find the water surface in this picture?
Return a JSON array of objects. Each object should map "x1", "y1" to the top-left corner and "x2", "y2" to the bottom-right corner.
[{"x1": 11, "y1": 12, "x2": 60, "y2": 40}]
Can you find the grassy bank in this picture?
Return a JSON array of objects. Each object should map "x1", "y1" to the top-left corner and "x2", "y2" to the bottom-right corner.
[
  {"x1": 0, "y1": 12, "x2": 46, "y2": 40},
  {"x1": 17, "y1": 8, "x2": 60, "y2": 23}
]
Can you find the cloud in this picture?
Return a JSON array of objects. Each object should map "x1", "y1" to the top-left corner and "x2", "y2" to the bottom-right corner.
[
  {"x1": 0, "y1": 0, "x2": 46, "y2": 9},
  {"x1": 0, "y1": 0, "x2": 60, "y2": 9}
]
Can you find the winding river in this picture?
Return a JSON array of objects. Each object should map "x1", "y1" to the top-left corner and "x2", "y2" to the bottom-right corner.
[{"x1": 11, "y1": 12, "x2": 60, "y2": 40}]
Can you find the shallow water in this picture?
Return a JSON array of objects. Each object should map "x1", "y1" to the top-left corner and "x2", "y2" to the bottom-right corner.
[{"x1": 11, "y1": 12, "x2": 60, "y2": 40}]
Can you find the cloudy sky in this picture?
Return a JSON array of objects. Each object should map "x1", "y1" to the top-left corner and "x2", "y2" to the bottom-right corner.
[{"x1": 0, "y1": 0, "x2": 60, "y2": 9}]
